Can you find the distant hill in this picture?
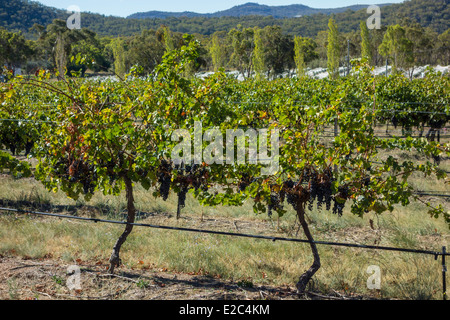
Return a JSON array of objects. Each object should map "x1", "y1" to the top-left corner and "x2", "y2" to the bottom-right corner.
[
  {"x1": 127, "y1": 2, "x2": 386, "y2": 19},
  {"x1": 0, "y1": 0, "x2": 448, "y2": 38},
  {"x1": 128, "y1": 11, "x2": 202, "y2": 20},
  {"x1": 0, "y1": 0, "x2": 62, "y2": 32}
]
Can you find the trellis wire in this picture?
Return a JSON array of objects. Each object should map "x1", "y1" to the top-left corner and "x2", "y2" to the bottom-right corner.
[{"x1": 0, "y1": 206, "x2": 448, "y2": 299}]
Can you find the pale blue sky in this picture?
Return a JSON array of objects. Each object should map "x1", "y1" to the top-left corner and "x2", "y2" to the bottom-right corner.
[{"x1": 35, "y1": 0, "x2": 405, "y2": 17}]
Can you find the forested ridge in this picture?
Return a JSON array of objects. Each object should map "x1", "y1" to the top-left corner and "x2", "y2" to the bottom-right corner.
[
  {"x1": 127, "y1": 2, "x2": 385, "y2": 19},
  {"x1": 0, "y1": 0, "x2": 448, "y2": 78},
  {"x1": 0, "y1": 0, "x2": 448, "y2": 37}
]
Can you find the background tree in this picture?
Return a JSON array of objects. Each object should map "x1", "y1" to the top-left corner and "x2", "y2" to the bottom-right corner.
[
  {"x1": 0, "y1": 28, "x2": 34, "y2": 71},
  {"x1": 404, "y1": 24, "x2": 434, "y2": 77},
  {"x1": 369, "y1": 26, "x2": 387, "y2": 67},
  {"x1": 261, "y1": 26, "x2": 294, "y2": 78},
  {"x1": 43, "y1": 19, "x2": 86, "y2": 78},
  {"x1": 436, "y1": 29, "x2": 450, "y2": 65},
  {"x1": 360, "y1": 21, "x2": 372, "y2": 64},
  {"x1": 127, "y1": 30, "x2": 165, "y2": 74},
  {"x1": 209, "y1": 31, "x2": 229, "y2": 72},
  {"x1": 228, "y1": 26, "x2": 255, "y2": 79},
  {"x1": 378, "y1": 24, "x2": 413, "y2": 74},
  {"x1": 110, "y1": 37, "x2": 128, "y2": 78},
  {"x1": 314, "y1": 30, "x2": 329, "y2": 67},
  {"x1": 327, "y1": 16, "x2": 341, "y2": 79},
  {"x1": 163, "y1": 26, "x2": 174, "y2": 53},
  {"x1": 294, "y1": 36, "x2": 318, "y2": 76},
  {"x1": 252, "y1": 27, "x2": 266, "y2": 80},
  {"x1": 28, "y1": 23, "x2": 54, "y2": 72},
  {"x1": 69, "y1": 29, "x2": 110, "y2": 74},
  {"x1": 294, "y1": 36, "x2": 306, "y2": 76}
]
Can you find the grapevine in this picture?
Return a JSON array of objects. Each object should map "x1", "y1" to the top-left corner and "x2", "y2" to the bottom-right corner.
[{"x1": 0, "y1": 40, "x2": 448, "y2": 294}]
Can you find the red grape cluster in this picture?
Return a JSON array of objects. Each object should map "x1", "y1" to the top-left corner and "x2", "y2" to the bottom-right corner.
[
  {"x1": 266, "y1": 167, "x2": 351, "y2": 217},
  {"x1": 53, "y1": 157, "x2": 97, "y2": 195},
  {"x1": 156, "y1": 160, "x2": 210, "y2": 210},
  {"x1": 158, "y1": 160, "x2": 172, "y2": 201}
]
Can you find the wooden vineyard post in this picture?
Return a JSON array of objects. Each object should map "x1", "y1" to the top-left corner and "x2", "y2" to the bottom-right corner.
[{"x1": 443, "y1": 246, "x2": 447, "y2": 301}]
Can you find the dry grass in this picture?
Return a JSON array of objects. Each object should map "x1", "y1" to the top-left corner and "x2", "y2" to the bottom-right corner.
[
  {"x1": 0, "y1": 145, "x2": 449, "y2": 300},
  {"x1": 0, "y1": 256, "x2": 300, "y2": 300}
]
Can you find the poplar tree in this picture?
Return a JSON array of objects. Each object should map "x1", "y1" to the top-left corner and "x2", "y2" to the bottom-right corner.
[
  {"x1": 210, "y1": 32, "x2": 226, "y2": 72},
  {"x1": 252, "y1": 28, "x2": 265, "y2": 80},
  {"x1": 294, "y1": 36, "x2": 306, "y2": 76},
  {"x1": 327, "y1": 16, "x2": 340, "y2": 79},
  {"x1": 164, "y1": 26, "x2": 174, "y2": 53},
  {"x1": 360, "y1": 21, "x2": 372, "y2": 64},
  {"x1": 111, "y1": 37, "x2": 126, "y2": 78}
]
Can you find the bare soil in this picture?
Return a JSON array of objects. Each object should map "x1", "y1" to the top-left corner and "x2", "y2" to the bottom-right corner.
[
  {"x1": 0, "y1": 254, "x2": 375, "y2": 301},
  {"x1": 0, "y1": 255, "x2": 302, "y2": 300}
]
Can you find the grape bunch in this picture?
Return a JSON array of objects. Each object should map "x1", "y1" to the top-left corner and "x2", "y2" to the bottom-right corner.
[
  {"x1": 262, "y1": 166, "x2": 352, "y2": 217},
  {"x1": 177, "y1": 186, "x2": 189, "y2": 209},
  {"x1": 267, "y1": 193, "x2": 283, "y2": 217},
  {"x1": 332, "y1": 185, "x2": 350, "y2": 217},
  {"x1": 307, "y1": 171, "x2": 319, "y2": 211},
  {"x1": 174, "y1": 162, "x2": 209, "y2": 190},
  {"x1": 105, "y1": 159, "x2": 118, "y2": 184},
  {"x1": 306, "y1": 168, "x2": 334, "y2": 211},
  {"x1": 156, "y1": 160, "x2": 212, "y2": 217},
  {"x1": 171, "y1": 161, "x2": 210, "y2": 218},
  {"x1": 53, "y1": 157, "x2": 98, "y2": 195},
  {"x1": 158, "y1": 160, "x2": 173, "y2": 201},
  {"x1": 238, "y1": 173, "x2": 253, "y2": 192},
  {"x1": 284, "y1": 179, "x2": 299, "y2": 211}
]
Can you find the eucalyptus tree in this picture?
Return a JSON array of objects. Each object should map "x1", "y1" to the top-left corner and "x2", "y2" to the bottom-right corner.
[
  {"x1": 228, "y1": 26, "x2": 255, "y2": 79},
  {"x1": 32, "y1": 20, "x2": 89, "y2": 78},
  {"x1": 0, "y1": 28, "x2": 34, "y2": 70},
  {"x1": 261, "y1": 26, "x2": 294, "y2": 79},
  {"x1": 127, "y1": 30, "x2": 165, "y2": 75},
  {"x1": 378, "y1": 24, "x2": 413, "y2": 75}
]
